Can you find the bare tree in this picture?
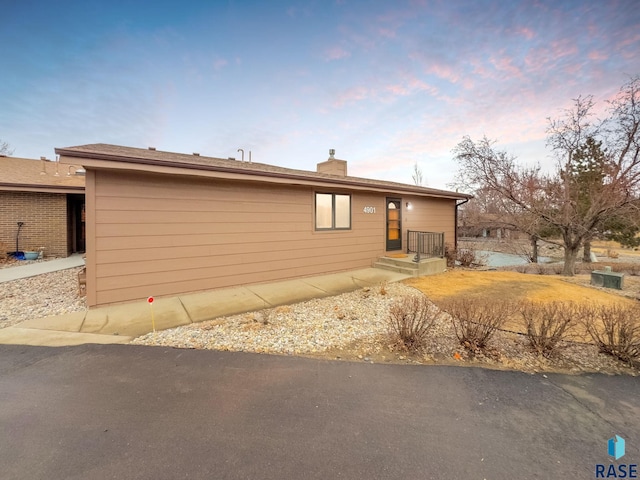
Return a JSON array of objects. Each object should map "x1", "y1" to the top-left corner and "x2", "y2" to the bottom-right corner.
[
  {"x1": 457, "y1": 186, "x2": 546, "y2": 262},
  {"x1": 452, "y1": 77, "x2": 640, "y2": 276},
  {"x1": 412, "y1": 162, "x2": 424, "y2": 186},
  {"x1": 0, "y1": 139, "x2": 13, "y2": 156}
]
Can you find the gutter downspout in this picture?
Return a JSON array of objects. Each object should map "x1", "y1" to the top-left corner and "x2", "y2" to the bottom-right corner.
[{"x1": 455, "y1": 198, "x2": 470, "y2": 251}]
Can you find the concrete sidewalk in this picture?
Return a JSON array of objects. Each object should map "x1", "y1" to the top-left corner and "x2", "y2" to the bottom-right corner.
[
  {"x1": 0, "y1": 268, "x2": 410, "y2": 347},
  {"x1": 0, "y1": 254, "x2": 85, "y2": 283}
]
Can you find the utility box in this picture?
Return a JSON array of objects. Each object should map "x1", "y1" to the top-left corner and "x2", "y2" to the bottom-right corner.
[{"x1": 590, "y1": 266, "x2": 624, "y2": 290}]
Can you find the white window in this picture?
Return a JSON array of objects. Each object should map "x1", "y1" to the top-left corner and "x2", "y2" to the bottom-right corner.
[{"x1": 315, "y1": 193, "x2": 351, "y2": 230}]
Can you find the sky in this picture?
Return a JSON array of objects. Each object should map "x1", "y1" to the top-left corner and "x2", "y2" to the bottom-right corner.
[{"x1": 2, "y1": 0, "x2": 639, "y2": 190}]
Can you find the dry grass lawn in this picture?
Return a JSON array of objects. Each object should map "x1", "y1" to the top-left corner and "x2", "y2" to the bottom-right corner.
[
  {"x1": 405, "y1": 270, "x2": 635, "y2": 304},
  {"x1": 591, "y1": 239, "x2": 640, "y2": 258},
  {"x1": 405, "y1": 270, "x2": 637, "y2": 336}
]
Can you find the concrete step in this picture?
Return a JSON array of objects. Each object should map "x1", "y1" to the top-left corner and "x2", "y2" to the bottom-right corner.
[
  {"x1": 376, "y1": 256, "x2": 416, "y2": 267},
  {"x1": 373, "y1": 261, "x2": 418, "y2": 277}
]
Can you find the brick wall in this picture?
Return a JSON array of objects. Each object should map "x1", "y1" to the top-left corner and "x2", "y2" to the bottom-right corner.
[{"x1": 0, "y1": 191, "x2": 69, "y2": 257}]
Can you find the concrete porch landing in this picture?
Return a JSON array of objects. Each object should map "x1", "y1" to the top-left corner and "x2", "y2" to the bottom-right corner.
[{"x1": 373, "y1": 254, "x2": 446, "y2": 277}]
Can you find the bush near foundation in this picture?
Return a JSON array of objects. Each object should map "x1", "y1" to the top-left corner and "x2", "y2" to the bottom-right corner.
[
  {"x1": 520, "y1": 301, "x2": 577, "y2": 357},
  {"x1": 388, "y1": 295, "x2": 442, "y2": 352},
  {"x1": 582, "y1": 303, "x2": 640, "y2": 364},
  {"x1": 439, "y1": 297, "x2": 511, "y2": 353},
  {"x1": 444, "y1": 244, "x2": 456, "y2": 268},
  {"x1": 456, "y1": 249, "x2": 477, "y2": 267}
]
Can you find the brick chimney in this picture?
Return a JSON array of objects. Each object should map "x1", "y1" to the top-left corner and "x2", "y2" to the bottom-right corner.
[{"x1": 317, "y1": 149, "x2": 347, "y2": 176}]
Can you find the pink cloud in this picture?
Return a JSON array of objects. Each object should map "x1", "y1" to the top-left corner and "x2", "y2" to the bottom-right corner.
[
  {"x1": 212, "y1": 58, "x2": 228, "y2": 71},
  {"x1": 549, "y1": 39, "x2": 578, "y2": 58},
  {"x1": 385, "y1": 76, "x2": 438, "y2": 97},
  {"x1": 378, "y1": 27, "x2": 396, "y2": 39},
  {"x1": 332, "y1": 74, "x2": 438, "y2": 108},
  {"x1": 427, "y1": 63, "x2": 460, "y2": 83},
  {"x1": 617, "y1": 32, "x2": 640, "y2": 49},
  {"x1": 332, "y1": 85, "x2": 370, "y2": 107},
  {"x1": 524, "y1": 39, "x2": 578, "y2": 74},
  {"x1": 588, "y1": 50, "x2": 608, "y2": 61},
  {"x1": 512, "y1": 26, "x2": 536, "y2": 40},
  {"x1": 324, "y1": 46, "x2": 350, "y2": 61},
  {"x1": 469, "y1": 59, "x2": 495, "y2": 80},
  {"x1": 421, "y1": 61, "x2": 474, "y2": 89},
  {"x1": 489, "y1": 52, "x2": 522, "y2": 78}
]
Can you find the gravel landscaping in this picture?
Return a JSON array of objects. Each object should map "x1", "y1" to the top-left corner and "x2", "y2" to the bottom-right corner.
[
  {"x1": 1, "y1": 259, "x2": 637, "y2": 376},
  {"x1": 0, "y1": 267, "x2": 86, "y2": 329},
  {"x1": 132, "y1": 282, "x2": 418, "y2": 354},
  {"x1": 133, "y1": 281, "x2": 638, "y2": 376}
]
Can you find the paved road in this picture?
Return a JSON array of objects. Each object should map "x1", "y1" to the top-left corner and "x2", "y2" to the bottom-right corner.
[{"x1": 0, "y1": 345, "x2": 638, "y2": 480}]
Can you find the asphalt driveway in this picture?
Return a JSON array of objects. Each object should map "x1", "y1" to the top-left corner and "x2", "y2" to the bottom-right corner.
[{"x1": 0, "y1": 344, "x2": 638, "y2": 480}]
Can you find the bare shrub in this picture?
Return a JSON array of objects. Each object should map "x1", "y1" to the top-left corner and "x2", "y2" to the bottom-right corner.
[
  {"x1": 534, "y1": 263, "x2": 548, "y2": 275},
  {"x1": 456, "y1": 249, "x2": 476, "y2": 267},
  {"x1": 606, "y1": 262, "x2": 640, "y2": 276},
  {"x1": 520, "y1": 301, "x2": 577, "y2": 357},
  {"x1": 444, "y1": 244, "x2": 456, "y2": 268},
  {"x1": 514, "y1": 264, "x2": 529, "y2": 274},
  {"x1": 388, "y1": 295, "x2": 442, "y2": 351},
  {"x1": 439, "y1": 297, "x2": 511, "y2": 352},
  {"x1": 576, "y1": 262, "x2": 599, "y2": 274},
  {"x1": 457, "y1": 247, "x2": 487, "y2": 267},
  {"x1": 582, "y1": 303, "x2": 640, "y2": 364}
]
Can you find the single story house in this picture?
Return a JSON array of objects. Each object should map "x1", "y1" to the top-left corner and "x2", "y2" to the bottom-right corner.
[
  {"x1": 55, "y1": 144, "x2": 471, "y2": 307},
  {"x1": 0, "y1": 156, "x2": 85, "y2": 257},
  {"x1": 458, "y1": 212, "x2": 523, "y2": 240}
]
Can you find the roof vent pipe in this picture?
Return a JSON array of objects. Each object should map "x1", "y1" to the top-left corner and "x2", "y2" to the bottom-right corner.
[
  {"x1": 329, "y1": 149, "x2": 335, "y2": 159},
  {"x1": 237, "y1": 148, "x2": 244, "y2": 162},
  {"x1": 40, "y1": 156, "x2": 46, "y2": 175},
  {"x1": 249, "y1": 151, "x2": 252, "y2": 163}
]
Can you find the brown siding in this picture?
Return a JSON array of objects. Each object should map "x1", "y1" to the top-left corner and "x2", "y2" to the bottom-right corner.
[
  {"x1": 402, "y1": 196, "x2": 457, "y2": 249},
  {"x1": 85, "y1": 170, "x2": 98, "y2": 306},
  {"x1": 0, "y1": 191, "x2": 69, "y2": 257},
  {"x1": 91, "y1": 171, "x2": 387, "y2": 306}
]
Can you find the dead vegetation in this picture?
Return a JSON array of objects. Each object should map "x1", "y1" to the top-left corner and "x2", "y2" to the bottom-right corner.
[
  {"x1": 519, "y1": 301, "x2": 577, "y2": 357},
  {"x1": 400, "y1": 270, "x2": 640, "y2": 373},
  {"x1": 582, "y1": 303, "x2": 640, "y2": 364},
  {"x1": 437, "y1": 297, "x2": 510, "y2": 354},
  {"x1": 387, "y1": 295, "x2": 442, "y2": 352}
]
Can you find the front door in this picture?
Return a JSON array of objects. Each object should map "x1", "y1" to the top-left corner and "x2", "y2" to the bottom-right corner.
[
  {"x1": 67, "y1": 194, "x2": 86, "y2": 254},
  {"x1": 386, "y1": 198, "x2": 402, "y2": 251}
]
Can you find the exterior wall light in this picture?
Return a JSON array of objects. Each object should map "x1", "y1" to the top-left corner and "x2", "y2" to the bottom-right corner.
[{"x1": 406, "y1": 202, "x2": 413, "y2": 210}]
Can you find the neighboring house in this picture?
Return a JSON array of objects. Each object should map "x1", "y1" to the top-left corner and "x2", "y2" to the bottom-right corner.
[
  {"x1": 458, "y1": 212, "x2": 522, "y2": 240},
  {"x1": 56, "y1": 144, "x2": 471, "y2": 307},
  {"x1": 0, "y1": 156, "x2": 85, "y2": 257}
]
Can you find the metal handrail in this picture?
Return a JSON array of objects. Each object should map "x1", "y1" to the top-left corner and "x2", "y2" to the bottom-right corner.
[{"x1": 407, "y1": 230, "x2": 444, "y2": 262}]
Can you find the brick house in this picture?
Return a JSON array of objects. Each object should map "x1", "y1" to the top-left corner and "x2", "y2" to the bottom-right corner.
[
  {"x1": 0, "y1": 156, "x2": 85, "y2": 257},
  {"x1": 57, "y1": 144, "x2": 471, "y2": 307}
]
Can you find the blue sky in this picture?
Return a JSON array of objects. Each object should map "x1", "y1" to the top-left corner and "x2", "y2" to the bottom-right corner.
[{"x1": 2, "y1": 0, "x2": 639, "y2": 189}]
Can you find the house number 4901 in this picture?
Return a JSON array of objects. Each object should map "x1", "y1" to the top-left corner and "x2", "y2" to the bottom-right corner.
[{"x1": 363, "y1": 207, "x2": 376, "y2": 214}]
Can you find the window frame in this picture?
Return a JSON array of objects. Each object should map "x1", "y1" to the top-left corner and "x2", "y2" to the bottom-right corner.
[{"x1": 314, "y1": 192, "x2": 352, "y2": 231}]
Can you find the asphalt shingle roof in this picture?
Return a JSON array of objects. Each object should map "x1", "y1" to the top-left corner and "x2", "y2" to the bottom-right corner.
[
  {"x1": 55, "y1": 143, "x2": 470, "y2": 199},
  {"x1": 0, "y1": 156, "x2": 85, "y2": 190}
]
